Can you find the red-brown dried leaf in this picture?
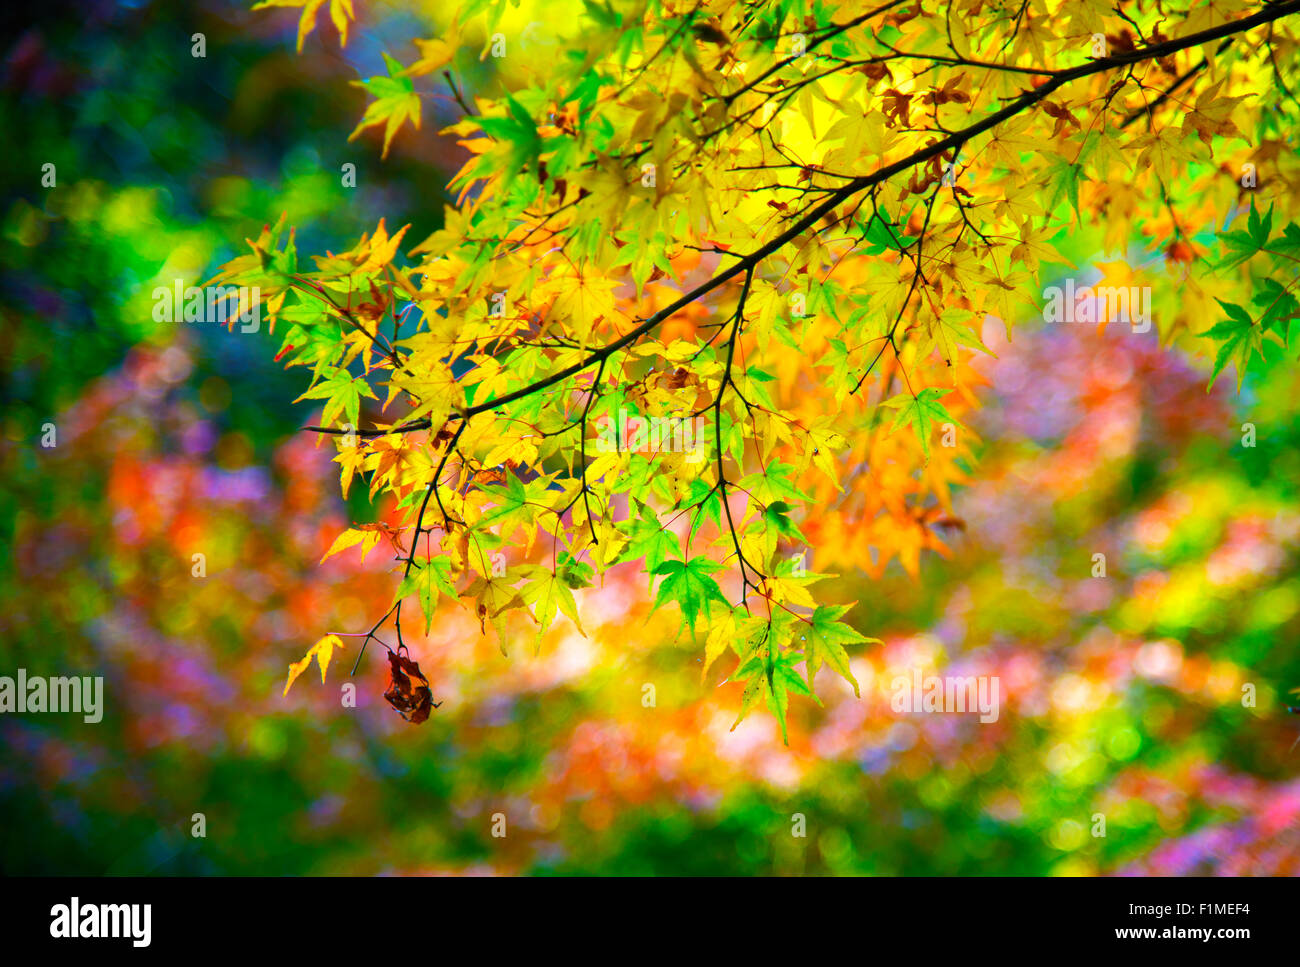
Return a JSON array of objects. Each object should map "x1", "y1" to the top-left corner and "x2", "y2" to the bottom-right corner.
[{"x1": 383, "y1": 650, "x2": 438, "y2": 724}]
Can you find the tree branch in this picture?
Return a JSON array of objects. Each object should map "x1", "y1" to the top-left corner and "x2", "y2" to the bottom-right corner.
[{"x1": 309, "y1": 0, "x2": 1300, "y2": 444}]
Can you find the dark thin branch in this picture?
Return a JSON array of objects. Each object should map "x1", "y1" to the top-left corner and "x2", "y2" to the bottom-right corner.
[{"x1": 444, "y1": 70, "x2": 475, "y2": 116}]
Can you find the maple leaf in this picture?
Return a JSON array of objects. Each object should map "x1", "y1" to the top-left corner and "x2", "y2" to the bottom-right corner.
[
  {"x1": 321, "y1": 523, "x2": 403, "y2": 564},
  {"x1": 1184, "y1": 79, "x2": 1249, "y2": 149},
  {"x1": 383, "y1": 649, "x2": 438, "y2": 723},
  {"x1": 202, "y1": 214, "x2": 297, "y2": 303},
  {"x1": 349, "y1": 54, "x2": 422, "y2": 159},
  {"x1": 1201, "y1": 300, "x2": 1263, "y2": 390},
  {"x1": 924, "y1": 306, "x2": 992, "y2": 369},
  {"x1": 519, "y1": 564, "x2": 586, "y2": 645},
  {"x1": 1215, "y1": 202, "x2": 1275, "y2": 271},
  {"x1": 731, "y1": 643, "x2": 817, "y2": 745},
  {"x1": 799, "y1": 604, "x2": 880, "y2": 697},
  {"x1": 334, "y1": 441, "x2": 369, "y2": 498},
  {"x1": 254, "y1": 0, "x2": 355, "y2": 53},
  {"x1": 1009, "y1": 217, "x2": 1064, "y2": 276},
  {"x1": 474, "y1": 96, "x2": 543, "y2": 187},
  {"x1": 283, "y1": 634, "x2": 346, "y2": 696},
  {"x1": 1132, "y1": 125, "x2": 1199, "y2": 172},
  {"x1": 395, "y1": 555, "x2": 458, "y2": 633},
  {"x1": 383, "y1": 358, "x2": 460, "y2": 429},
  {"x1": 881, "y1": 388, "x2": 956, "y2": 460},
  {"x1": 544, "y1": 266, "x2": 621, "y2": 346},
  {"x1": 462, "y1": 573, "x2": 531, "y2": 652},
  {"x1": 796, "y1": 418, "x2": 847, "y2": 488},
  {"x1": 983, "y1": 115, "x2": 1041, "y2": 168},
  {"x1": 342, "y1": 218, "x2": 411, "y2": 275},
  {"x1": 403, "y1": 18, "x2": 461, "y2": 78},
  {"x1": 702, "y1": 607, "x2": 763, "y2": 683},
  {"x1": 881, "y1": 88, "x2": 912, "y2": 127},
  {"x1": 367, "y1": 434, "x2": 422, "y2": 498},
  {"x1": 650, "y1": 558, "x2": 729, "y2": 637},
  {"x1": 620, "y1": 501, "x2": 678, "y2": 576},
  {"x1": 294, "y1": 370, "x2": 378, "y2": 428}
]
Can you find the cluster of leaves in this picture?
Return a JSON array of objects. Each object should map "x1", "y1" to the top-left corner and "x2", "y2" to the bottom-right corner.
[
  {"x1": 225, "y1": 0, "x2": 1300, "y2": 739},
  {"x1": 1205, "y1": 202, "x2": 1300, "y2": 387}
]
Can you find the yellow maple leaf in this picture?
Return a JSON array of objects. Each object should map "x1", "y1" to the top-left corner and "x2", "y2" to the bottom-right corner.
[
  {"x1": 1185, "y1": 78, "x2": 1249, "y2": 148},
  {"x1": 321, "y1": 526, "x2": 385, "y2": 563},
  {"x1": 329, "y1": 219, "x2": 410, "y2": 277},
  {"x1": 544, "y1": 268, "x2": 622, "y2": 346},
  {"x1": 334, "y1": 443, "x2": 368, "y2": 498},
  {"x1": 254, "y1": 0, "x2": 355, "y2": 53},
  {"x1": 283, "y1": 634, "x2": 346, "y2": 696},
  {"x1": 404, "y1": 18, "x2": 461, "y2": 78}
]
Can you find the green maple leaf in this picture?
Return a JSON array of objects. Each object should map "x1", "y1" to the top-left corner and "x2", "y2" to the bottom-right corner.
[
  {"x1": 650, "y1": 557, "x2": 729, "y2": 636},
  {"x1": 799, "y1": 604, "x2": 880, "y2": 697},
  {"x1": 763, "y1": 500, "x2": 806, "y2": 541},
  {"x1": 519, "y1": 564, "x2": 585, "y2": 644},
  {"x1": 349, "y1": 53, "x2": 422, "y2": 159},
  {"x1": 1044, "y1": 155, "x2": 1084, "y2": 222},
  {"x1": 737, "y1": 461, "x2": 808, "y2": 507},
  {"x1": 1202, "y1": 300, "x2": 1263, "y2": 390},
  {"x1": 685, "y1": 478, "x2": 722, "y2": 542},
  {"x1": 478, "y1": 473, "x2": 548, "y2": 547},
  {"x1": 1247, "y1": 202, "x2": 1274, "y2": 250},
  {"x1": 1252, "y1": 278, "x2": 1300, "y2": 337},
  {"x1": 881, "y1": 387, "x2": 955, "y2": 459},
  {"x1": 621, "y1": 500, "x2": 678, "y2": 576},
  {"x1": 732, "y1": 645, "x2": 816, "y2": 745},
  {"x1": 294, "y1": 370, "x2": 377, "y2": 427},
  {"x1": 396, "y1": 555, "x2": 457, "y2": 634},
  {"x1": 1215, "y1": 202, "x2": 1276, "y2": 272},
  {"x1": 476, "y1": 96, "x2": 541, "y2": 185},
  {"x1": 557, "y1": 550, "x2": 594, "y2": 589}
]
